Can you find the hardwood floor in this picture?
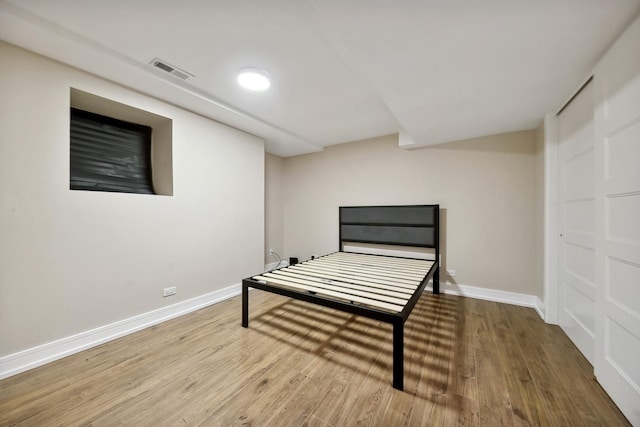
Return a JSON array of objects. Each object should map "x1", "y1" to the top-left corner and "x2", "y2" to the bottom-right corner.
[{"x1": 0, "y1": 291, "x2": 630, "y2": 426}]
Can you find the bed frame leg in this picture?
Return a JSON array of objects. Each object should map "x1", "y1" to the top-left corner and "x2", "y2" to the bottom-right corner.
[
  {"x1": 393, "y1": 320, "x2": 404, "y2": 391},
  {"x1": 242, "y1": 281, "x2": 249, "y2": 328},
  {"x1": 433, "y1": 266, "x2": 440, "y2": 294}
]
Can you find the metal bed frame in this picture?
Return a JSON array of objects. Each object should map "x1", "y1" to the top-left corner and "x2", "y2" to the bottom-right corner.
[{"x1": 242, "y1": 204, "x2": 440, "y2": 391}]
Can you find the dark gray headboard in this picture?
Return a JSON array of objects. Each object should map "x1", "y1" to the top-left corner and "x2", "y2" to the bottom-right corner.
[{"x1": 339, "y1": 205, "x2": 439, "y2": 251}]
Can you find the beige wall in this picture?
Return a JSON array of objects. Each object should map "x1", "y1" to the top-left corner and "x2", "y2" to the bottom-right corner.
[
  {"x1": 0, "y1": 42, "x2": 264, "y2": 356},
  {"x1": 280, "y1": 131, "x2": 538, "y2": 294},
  {"x1": 265, "y1": 153, "x2": 284, "y2": 265}
]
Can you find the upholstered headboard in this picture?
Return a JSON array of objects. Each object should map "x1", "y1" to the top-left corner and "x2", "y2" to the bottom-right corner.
[{"x1": 339, "y1": 205, "x2": 439, "y2": 251}]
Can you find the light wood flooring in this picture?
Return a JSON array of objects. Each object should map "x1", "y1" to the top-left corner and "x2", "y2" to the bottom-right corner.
[{"x1": 0, "y1": 291, "x2": 630, "y2": 426}]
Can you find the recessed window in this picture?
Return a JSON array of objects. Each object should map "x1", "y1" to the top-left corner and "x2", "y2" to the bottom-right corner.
[
  {"x1": 70, "y1": 108, "x2": 154, "y2": 194},
  {"x1": 69, "y1": 88, "x2": 173, "y2": 196}
]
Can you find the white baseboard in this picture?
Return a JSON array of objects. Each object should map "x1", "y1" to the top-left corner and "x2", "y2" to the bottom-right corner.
[
  {"x1": 426, "y1": 280, "x2": 545, "y2": 319},
  {"x1": 0, "y1": 283, "x2": 241, "y2": 380},
  {"x1": 534, "y1": 297, "x2": 545, "y2": 319},
  {"x1": 1, "y1": 277, "x2": 547, "y2": 380}
]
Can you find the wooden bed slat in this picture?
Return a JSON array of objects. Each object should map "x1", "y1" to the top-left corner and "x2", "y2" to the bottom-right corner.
[
  {"x1": 315, "y1": 258, "x2": 429, "y2": 276},
  {"x1": 288, "y1": 264, "x2": 419, "y2": 294},
  {"x1": 335, "y1": 251, "x2": 434, "y2": 266},
  {"x1": 273, "y1": 269, "x2": 415, "y2": 300},
  {"x1": 289, "y1": 264, "x2": 419, "y2": 292},
  {"x1": 332, "y1": 251, "x2": 430, "y2": 265},
  {"x1": 260, "y1": 272, "x2": 409, "y2": 306},
  {"x1": 313, "y1": 254, "x2": 429, "y2": 274},
  {"x1": 322, "y1": 257, "x2": 429, "y2": 275},
  {"x1": 252, "y1": 274, "x2": 405, "y2": 312},
  {"x1": 310, "y1": 258, "x2": 426, "y2": 280},
  {"x1": 292, "y1": 264, "x2": 419, "y2": 289},
  {"x1": 332, "y1": 252, "x2": 434, "y2": 268}
]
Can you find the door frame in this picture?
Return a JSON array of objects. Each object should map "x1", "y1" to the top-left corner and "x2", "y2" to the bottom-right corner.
[
  {"x1": 543, "y1": 112, "x2": 560, "y2": 325},
  {"x1": 543, "y1": 71, "x2": 596, "y2": 326}
]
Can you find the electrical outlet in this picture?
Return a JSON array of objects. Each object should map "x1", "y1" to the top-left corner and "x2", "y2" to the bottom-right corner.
[
  {"x1": 269, "y1": 248, "x2": 275, "y2": 255},
  {"x1": 163, "y1": 286, "x2": 176, "y2": 297},
  {"x1": 447, "y1": 269, "x2": 456, "y2": 277}
]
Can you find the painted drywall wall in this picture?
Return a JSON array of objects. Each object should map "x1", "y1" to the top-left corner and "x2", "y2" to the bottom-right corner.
[
  {"x1": 281, "y1": 131, "x2": 538, "y2": 294},
  {"x1": 0, "y1": 41, "x2": 264, "y2": 356},
  {"x1": 265, "y1": 153, "x2": 284, "y2": 265}
]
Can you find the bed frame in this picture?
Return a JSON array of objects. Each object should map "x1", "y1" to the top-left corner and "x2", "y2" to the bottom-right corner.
[{"x1": 242, "y1": 204, "x2": 440, "y2": 391}]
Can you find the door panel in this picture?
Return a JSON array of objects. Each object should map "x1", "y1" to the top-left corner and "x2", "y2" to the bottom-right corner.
[
  {"x1": 607, "y1": 257, "x2": 640, "y2": 315},
  {"x1": 565, "y1": 243, "x2": 596, "y2": 284},
  {"x1": 607, "y1": 193, "x2": 640, "y2": 243},
  {"x1": 606, "y1": 317, "x2": 640, "y2": 388},
  {"x1": 593, "y1": 14, "x2": 640, "y2": 424},
  {"x1": 558, "y1": 80, "x2": 596, "y2": 364},
  {"x1": 563, "y1": 199, "x2": 595, "y2": 233}
]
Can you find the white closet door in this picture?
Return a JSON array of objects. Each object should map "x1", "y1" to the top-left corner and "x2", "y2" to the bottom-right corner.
[
  {"x1": 593, "y1": 15, "x2": 640, "y2": 425},
  {"x1": 558, "y1": 80, "x2": 596, "y2": 364}
]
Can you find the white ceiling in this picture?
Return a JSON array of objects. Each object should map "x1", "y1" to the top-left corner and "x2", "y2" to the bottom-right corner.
[{"x1": 1, "y1": 1, "x2": 639, "y2": 157}]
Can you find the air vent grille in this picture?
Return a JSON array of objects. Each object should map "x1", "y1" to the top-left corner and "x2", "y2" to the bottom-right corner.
[{"x1": 149, "y1": 58, "x2": 194, "y2": 81}]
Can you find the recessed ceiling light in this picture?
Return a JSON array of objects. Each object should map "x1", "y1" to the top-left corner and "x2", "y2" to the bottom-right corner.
[{"x1": 237, "y1": 68, "x2": 271, "y2": 91}]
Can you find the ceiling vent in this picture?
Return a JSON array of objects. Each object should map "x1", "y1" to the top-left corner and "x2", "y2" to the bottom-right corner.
[{"x1": 149, "y1": 58, "x2": 194, "y2": 81}]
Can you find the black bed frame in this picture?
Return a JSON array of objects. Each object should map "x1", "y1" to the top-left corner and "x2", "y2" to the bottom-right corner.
[{"x1": 242, "y1": 204, "x2": 440, "y2": 391}]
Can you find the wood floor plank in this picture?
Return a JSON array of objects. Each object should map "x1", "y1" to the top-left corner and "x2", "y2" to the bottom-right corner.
[
  {"x1": 447, "y1": 296, "x2": 478, "y2": 402},
  {"x1": 507, "y1": 305, "x2": 630, "y2": 427},
  {"x1": 334, "y1": 331, "x2": 393, "y2": 427},
  {"x1": 444, "y1": 393, "x2": 479, "y2": 427},
  {"x1": 375, "y1": 297, "x2": 439, "y2": 426},
  {"x1": 487, "y1": 302, "x2": 549, "y2": 427},
  {"x1": 67, "y1": 320, "x2": 281, "y2": 425},
  {"x1": 262, "y1": 375, "x2": 335, "y2": 427},
  {"x1": 2, "y1": 313, "x2": 246, "y2": 425},
  {"x1": 308, "y1": 318, "x2": 385, "y2": 425},
  {"x1": 0, "y1": 291, "x2": 632, "y2": 427},
  {"x1": 469, "y1": 299, "x2": 516, "y2": 427},
  {"x1": 409, "y1": 295, "x2": 456, "y2": 427}
]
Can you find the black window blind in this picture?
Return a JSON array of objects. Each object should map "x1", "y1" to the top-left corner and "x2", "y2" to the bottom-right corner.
[{"x1": 70, "y1": 108, "x2": 155, "y2": 194}]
